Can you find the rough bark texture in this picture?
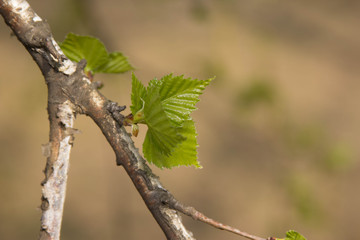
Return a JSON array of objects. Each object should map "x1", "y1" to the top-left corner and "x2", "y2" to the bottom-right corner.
[
  {"x1": 1, "y1": 1, "x2": 270, "y2": 240},
  {"x1": 0, "y1": 1, "x2": 76, "y2": 239},
  {"x1": 0, "y1": 0, "x2": 194, "y2": 239}
]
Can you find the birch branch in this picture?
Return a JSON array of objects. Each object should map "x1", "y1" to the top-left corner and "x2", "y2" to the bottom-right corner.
[
  {"x1": 0, "y1": 1, "x2": 273, "y2": 240},
  {"x1": 0, "y1": 0, "x2": 193, "y2": 239},
  {"x1": 0, "y1": 1, "x2": 76, "y2": 239}
]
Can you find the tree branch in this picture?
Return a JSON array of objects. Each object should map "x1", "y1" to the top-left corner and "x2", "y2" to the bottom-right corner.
[
  {"x1": 0, "y1": 1, "x2": 272, "y2": 240},
  {"x1": 39, "y1": 99, "x2": 76, "y2": 240},
  {"x1": 0, "y1": 1, "x2": 77, "y2": 239}
]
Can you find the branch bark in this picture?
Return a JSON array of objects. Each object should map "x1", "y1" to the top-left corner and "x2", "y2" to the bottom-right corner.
[
  {"x1": 0, "y1": 1, "x2": 270, "y2": 240},
  {"x1": 0, "y1": 0, "x2": 194, "y2": 239},
  {"x1": 0, "y1": 1, "x2": 76, "y2": 239}
]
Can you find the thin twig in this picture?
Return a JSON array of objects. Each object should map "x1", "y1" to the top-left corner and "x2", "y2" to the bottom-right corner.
[
  {"x1": 164, "y1": 193, "x2": 269, "y2": 240},
  {"x1": 1, "y1": 1, "x2": 274, "y2": 240},
  {"x1": 179, "y1": 205, "x2": 266, "y2": 240}
]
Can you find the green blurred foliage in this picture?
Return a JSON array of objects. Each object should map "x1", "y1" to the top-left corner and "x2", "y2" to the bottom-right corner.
[
  {"x1": 190, "y1": 0, "x2": 209, "y2": 22},
  {"x1": 288, "y1": 124, "x2": 325, "y2": 151},
  {"x1": 202, "y1": 59, "x2": 226, "y2": 86},
  {"x1": 236, "y1": 76, "x2": 277, "y2": 111},
  {"x1": 233, "y1": 75, "x2": 355, "y2": 223},
  {"x1": 286, "y1": 175, "x2": 322, "y2": 222},
  {"x1": 286, "y1": 124, "x2": 354, "y2": 173},
  {"x1": 322, "y1": 143, "x2": 353, "y2": 172}
]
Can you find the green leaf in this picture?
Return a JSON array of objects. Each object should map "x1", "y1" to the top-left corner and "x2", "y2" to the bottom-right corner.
[
  {"x1": 130, "y1": 73, "x2": 147, "y2": 116},
  {"x1": 152, "y1": 74, "x2": 212, "y2": 126},
  {"x1": 147, "y1": 120, "x2": 200, "y2": 168},
  {"x1": 59, "y1": 33, "x2": 133, "y2": 74},
  {"x1": 94, "y1": 52, "x2": 134, "y2": 74},
  {"x1": 130, "y1": 73, "x2": 213, "y2": 168},
  {"x1": 143, "y1": 84, "x2": 185, "y2": 158},
  {"x1": 59, "y1": 33, "x2": 108, "y2": 73},
  {"x1": 285, "y1": 230, "x2": 306, "y2": 240}
]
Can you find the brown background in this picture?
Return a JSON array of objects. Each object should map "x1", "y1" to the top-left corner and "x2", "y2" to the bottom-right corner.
[{"x1": 1, "y1": 0, "x2": 359, "y2": 239}]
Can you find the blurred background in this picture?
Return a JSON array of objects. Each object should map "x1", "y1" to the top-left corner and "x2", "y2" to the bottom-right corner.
[{"x1": 1, "y1": 0, "x2": 360, "y2": 239}]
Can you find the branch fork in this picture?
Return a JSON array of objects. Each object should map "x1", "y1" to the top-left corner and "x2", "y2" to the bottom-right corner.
[{"x1": 1, "y1": 1, "x2": 271, "y2": 239}]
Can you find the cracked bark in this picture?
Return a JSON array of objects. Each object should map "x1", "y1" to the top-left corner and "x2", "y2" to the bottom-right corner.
[
  {"x1": 0, "y1": 0, "x2": 194, "y2": 239},
  {"x1": 0, "y1": 1, "x2": 269, "y2": 240}
]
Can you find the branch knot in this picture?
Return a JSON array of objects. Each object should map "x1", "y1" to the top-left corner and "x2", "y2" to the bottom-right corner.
[{"x1": 107, "y1": 101, "x2": 126, "y2": 127}]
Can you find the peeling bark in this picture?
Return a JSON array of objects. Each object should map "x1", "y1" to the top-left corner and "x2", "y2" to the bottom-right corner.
[
  {"x1": 0, "y1": 1, "x2": 194, "y2": 239},
  {"x1": 39, "y1": 101, "x2": 75, "y2": 240},
  {"x1": 0, "y1": 1, "x2": 269, "y2": 240}
]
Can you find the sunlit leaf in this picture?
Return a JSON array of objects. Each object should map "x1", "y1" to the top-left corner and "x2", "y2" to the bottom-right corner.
[
  {"x1": 142, "y1": 84, "x2": 184, "y2": 158},
  {"x1": 94, "y1": 52, "x2": 134, "y2": 73},
  {"x1": 130, "y1": 73, "x2": 213, "y2": 168},
  {"x1": 59, "y1": 33, "x2": 133, "y2": 74},
  {"x1": 153, "y1": 120, "x2": 200, "y2": 168},
  {"x1": 130, "y1": 73, "x2": 147, "y2": 116},
  {"x1": 285, "y1": 230, "x2": 306, "y2": 240},
  {"x1": 153, "y1": 74, "x2": 212, "y2": 126}
]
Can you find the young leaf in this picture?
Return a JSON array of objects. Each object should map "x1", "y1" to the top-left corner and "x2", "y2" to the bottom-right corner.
[
  {"x1": 142, "y1": 84, "x2": 185, "y2": 157},
  {"x1": 171, "y1": 120, "x2": 200, "y2": 167},
  {"x1": 94, "y1": 52, "x2": 133, "y2": 74},
  {"x1": 59, "y1": 33, "x2": 133, "y2": 74},
  {"x1": 146, "y1": 120, "x2": 200, "y2": 168},
  {"x1": 152, "y1": 74, "x2": 212, "y2": 126},
  {"x1": 285, "y1": 230, "x2": 307, "y2": 240},
  {"x1": 130, "y1": 73, "x2": 213, "y2": 168},
  {"x1": 59, "y1": 33, "x2": 108, "y2": 73},
  {"x1": 130, "y1": 73, "x2": 147, "y2": 116}
]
